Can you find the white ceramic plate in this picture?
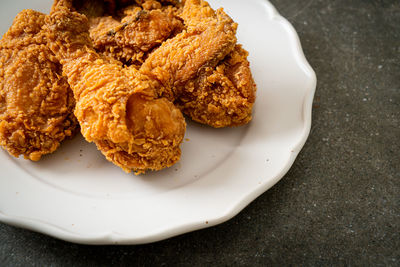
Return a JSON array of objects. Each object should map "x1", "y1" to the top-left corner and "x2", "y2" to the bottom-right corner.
[{"x1": 0, "y1": 0, "x2": 316, "y2": 244}]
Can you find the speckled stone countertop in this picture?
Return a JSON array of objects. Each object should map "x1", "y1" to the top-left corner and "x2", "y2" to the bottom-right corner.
[{"x1": 1, "y1": 0, "x2": 399, "y2": 265}]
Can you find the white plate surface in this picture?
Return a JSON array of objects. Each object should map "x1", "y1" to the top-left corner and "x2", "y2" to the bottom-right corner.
[{"x1": 0, "y1": 0, "x2": 316, "y2": 244}]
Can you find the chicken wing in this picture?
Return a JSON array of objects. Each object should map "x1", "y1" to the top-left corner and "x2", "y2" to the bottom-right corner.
[
  {"x1": 175, "y1": 44, "x2": 256, "y2": 127},
  {"x1": 140, "y1": 0, "x2": 256, "y2": 127},
  {"x1": 45, "y1": 6, "x2": 185, "y2": 173},
  {"x1": 0, "y1": 9, "x2": 77, "y2": 161},
  {"x1": 89, "y1": 4, "x2": 183, "y2": 66}
]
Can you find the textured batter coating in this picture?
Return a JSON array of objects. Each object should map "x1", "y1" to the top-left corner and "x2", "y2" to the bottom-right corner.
[
  {"x1": 45, "y1": 6, "x2": 185, "y2": 173},
  {"x1": 140, "y1": 0, "x2": 256, "y2": 127},
  {"x1": 0, "y1": 10, "x2": 77, "y2": 161},
  {"x1": 89, "y1": 4, "x2": 183, "y2": 66},
  {"x1": 54, "y1": 0, "x2": 183, "y2": 66},
  {"x1": 58, "y1": 0, "x2": 257, "y2": 128},
  {"x1": 175, "y1": 44, "x2": 256, "y2": 127}
]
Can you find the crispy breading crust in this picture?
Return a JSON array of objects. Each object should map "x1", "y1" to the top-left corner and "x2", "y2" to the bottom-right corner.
[
  {"x1": 0, "y1": 10, "x2": 78, "y2": 161},
  {"x1": 140, "y1": 0, "x2": 256, "y2": 127},
  {"x1": 89, "y1": 5, "x2": 183, "y2": 65},
  {"x1": 45, "y1": 7, "x2": 185, "y2": 173},
  {"x1": 59, "y1": 0, "x2": 257, "y2": 128}
]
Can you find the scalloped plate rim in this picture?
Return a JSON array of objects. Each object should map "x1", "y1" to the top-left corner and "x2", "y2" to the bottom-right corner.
[{"x1": 0, "y1": 0, "x2": 316, "y2": 245}]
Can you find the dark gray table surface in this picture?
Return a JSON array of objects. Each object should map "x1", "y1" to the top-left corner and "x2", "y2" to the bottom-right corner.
[{"x1": 1, "y1": 0, "x2": 399, "y2": 266}]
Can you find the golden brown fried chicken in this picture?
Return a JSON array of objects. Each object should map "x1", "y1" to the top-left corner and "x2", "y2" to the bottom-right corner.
[
  {"x1": 45, "y1": 6, "x2": 185, "y2": 173},
  {"x1": 0, "y1": 9, "x2": 77, "y2": 161},
  {"x1": 89, "y1": 5, "x2": 183, "y2": 65},
  {"x1": 90, "y1": 0, "x2": 256, "y2": 127},
  {"x1": 175, "y1": 44, "x2": 256, "y2": 127},
  {"x1": 54, "y1": 0, "x2": 257, "y2": 128},
  {"x1": 140, "y1": 0, "x2": 256, "y2": 127},
  {"x1": 140, "y1": 0, "x2": 238, "y2": 94},
  {"x1": 55, "y1": 0, "x2": 183, "y2": 66}
]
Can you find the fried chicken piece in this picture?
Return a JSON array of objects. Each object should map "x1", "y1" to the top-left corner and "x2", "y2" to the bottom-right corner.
[
  {"x1": 55, "y1": 0, "x2": 183, "y2": 66},
  {"x1": 0, "y1": 10, "x2": 77, "y2": 161},
  {"x1": 140, "y1": 0, "x2": 238, "y2": 97},
  {"x1": 45, "y1": 6, "x2": 185, "y2": 173},
  {"x1": 140, "y1": 0, "x2": 256, "y2": 127},
  {"x1": 89, "y1": 5, "x2": 183, "y2": 65},
  {"x1": 175, "y1": 44, "x2": 256, "y2": 127}
]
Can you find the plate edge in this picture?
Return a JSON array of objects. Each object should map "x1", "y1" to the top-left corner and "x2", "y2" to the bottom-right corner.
[{"x1": 0, "y1": 0, "x2": 317, "y2": 245}]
